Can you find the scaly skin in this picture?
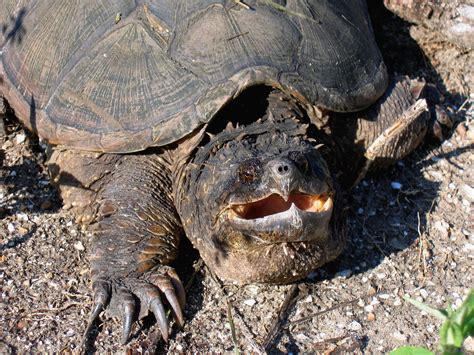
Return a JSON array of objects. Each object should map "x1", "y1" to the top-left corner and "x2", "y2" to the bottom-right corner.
[{"x1": 48, "y1": 78, "x2": 429, "y2": 344}]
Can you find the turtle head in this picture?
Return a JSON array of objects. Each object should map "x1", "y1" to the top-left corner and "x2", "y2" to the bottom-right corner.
[{"x1": 177, "y1": 92, "x2": 345, "y2": 284}]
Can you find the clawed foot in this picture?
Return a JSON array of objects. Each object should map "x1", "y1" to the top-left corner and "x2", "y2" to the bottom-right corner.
[{"x1": 82, "y1": 266, "x2": 185, "y2": 345}]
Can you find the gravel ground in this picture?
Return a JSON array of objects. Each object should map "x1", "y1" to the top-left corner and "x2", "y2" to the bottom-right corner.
[{"x1": 1, "y1": 4, "x2": 473, "y2": 354}]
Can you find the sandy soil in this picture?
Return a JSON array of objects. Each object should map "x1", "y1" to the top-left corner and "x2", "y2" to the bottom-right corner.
[{"x1": 1, "y1": 4, "x2": 473, "y2": 354}]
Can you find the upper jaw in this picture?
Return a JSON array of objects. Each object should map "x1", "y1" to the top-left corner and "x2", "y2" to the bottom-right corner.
[{"x1": 226, "y1": 191, "x2": 334, "y2": 244}]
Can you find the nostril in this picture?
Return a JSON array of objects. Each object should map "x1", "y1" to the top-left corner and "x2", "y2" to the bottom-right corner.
[{"x1": 276, "y1": 164, "x2": 290, "y2": 174}]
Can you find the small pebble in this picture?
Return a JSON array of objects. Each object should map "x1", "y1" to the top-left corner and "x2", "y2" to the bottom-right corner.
[
  {"x1": 16, "y1": 320, "x2": 27, "y2": 330},
  {"x1": 349, "y1": 320, "x2": 362, "y2": 331},
  {"x1": 464, "y1": 336, "x2": 474, "y2": 352},
  {"x1": 243, "y1": 299, "x2": 256, "y2": 306},
  {"x1": 73, "y1": 241, "x2": 85, "y2": 251},
  {"x1": 336, "y1": 269, "x2": 352, "y2": 278},
  {"x1": 456, "y1": 122, "x2": 467, "y2": 138},
  {"x1": 7, "y1": 223, "x2": 15, "y2": 233},
  {"x1": 391, "y1": 181, "x2": 402, "y2": 190},
  {"x1": 17, "y1": 213, "x2": 28, "y2": 222},
  {"x1": 434, "y1": 220, "x2": 449, "y2": 235},
  {"x1": 392, "y1": 330, "x2": 408, "y2": 342},
  {"x1": 368, "y1": 287, "x2": 377, "y2": 296},
  {"x1": 419, "y1": 289, "x2": 429, "y2": 299},
  {"x1": 15, "y1": 133, "x2": 26, "y2": 144},
  {"x1": 303, "y1": 295, "x2": 313, "y2": 303},
  {"x1": 367, "y1": 313, "x2": 376, "y2": 321},
  {"x1": 462, "y1": 243, "x2": 474, "y2": 252}
]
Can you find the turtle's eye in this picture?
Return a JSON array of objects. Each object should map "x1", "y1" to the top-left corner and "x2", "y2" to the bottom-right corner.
[
  {"x1": 288, "y1": 151, "x2": 309, "y2": 174},
  {"x1": 238, "y1": 159, "x2": 261, "y2": 183}
]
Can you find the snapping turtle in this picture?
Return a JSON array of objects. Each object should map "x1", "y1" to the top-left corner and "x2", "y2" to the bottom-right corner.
[{"x1": 0, "y1": 0, "x2": 429, "y2": 345}]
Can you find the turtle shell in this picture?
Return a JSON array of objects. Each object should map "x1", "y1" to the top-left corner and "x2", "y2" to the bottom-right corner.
[{"x1": 0, "y1": 0, "x2": 387, "y2": 153}]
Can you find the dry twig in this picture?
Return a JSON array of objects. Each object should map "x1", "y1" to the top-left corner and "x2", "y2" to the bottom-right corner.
[
  {"x1": 261, "y1": 284, "x2": 298, "y2": 350},
  {"x1": 208, "y1": 268, "x2": 264, "y2": 353}
]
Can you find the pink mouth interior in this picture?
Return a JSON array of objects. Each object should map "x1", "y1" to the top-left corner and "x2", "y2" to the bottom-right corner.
[{"x1": 231, "y1": 193, "x2": 331, "y2": 220}]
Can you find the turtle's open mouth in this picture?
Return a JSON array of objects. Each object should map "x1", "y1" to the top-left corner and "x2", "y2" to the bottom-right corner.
[
  {"x1": 231, "y1": 192, "x2": 332, "y2": 220},
  {"x1": 227, "y1": 192, "x2": 334, "y2": 243}
]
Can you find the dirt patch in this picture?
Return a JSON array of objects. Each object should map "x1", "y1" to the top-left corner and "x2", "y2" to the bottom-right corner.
[{"x1": 1, "y1": 6, "x2": 473, "y2": 354}]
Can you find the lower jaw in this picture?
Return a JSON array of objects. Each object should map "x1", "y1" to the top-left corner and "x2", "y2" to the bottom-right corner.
[{"x1": 202, "y1": 238, "x2": 339, "y2": 285}]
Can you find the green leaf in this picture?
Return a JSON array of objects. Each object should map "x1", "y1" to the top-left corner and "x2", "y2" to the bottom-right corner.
[
  {"x1": 462, "y1": 315, "x2": 474, "y2": 338},
  {"x1": 389, "y1": 346, "x2": 433, "y2": 355},
  {"x1": 440, "y1": 320, "x2": 464, "y2": 348},
  {"x1": 403, "y1": 295, "x2": 448, "y2": 320},
  {"x1": 453, "y1": 290, "x2": 474, "y2": 337}
]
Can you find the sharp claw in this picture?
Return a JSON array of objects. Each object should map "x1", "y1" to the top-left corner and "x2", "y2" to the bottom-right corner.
[
  {"x1": 152, "y1": 275, "x2": 185, "y2": 327},
  {"x1": 163, "y1": 288, "x2": 184, "y2": 327},
  {"x1": 115, "y1": 287, "x2": 136, "y2": 345},
  {"x1": 121, "y1": 300, "x2": 135, "y2": 345},
  {"x1": 150, "y1": 298, "x2": 169, "y2": 342},
  {"x1": 81, "y1": 280, "x2": 111, "y2": 346},
  {"x1": 167, "y1": 270, "x2": 186, "y2": 310}
]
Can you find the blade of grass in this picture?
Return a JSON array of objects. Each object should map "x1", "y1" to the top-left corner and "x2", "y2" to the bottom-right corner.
[{"x1": 403, "y1": 295, "x2": 448, "y2": 321}]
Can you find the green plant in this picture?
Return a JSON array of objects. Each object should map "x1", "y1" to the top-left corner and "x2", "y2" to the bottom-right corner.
[{"x1": 390, "y1": 289, "x2": 474, "y2": 355}]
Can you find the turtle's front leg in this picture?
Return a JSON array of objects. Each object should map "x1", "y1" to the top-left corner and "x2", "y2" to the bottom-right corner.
[
  {"x1": 89, "y1": 153, "x2": 185, "y2": 343},
  {"x1": 49, "y1": 150, "x2": 184, "y2": 344}
]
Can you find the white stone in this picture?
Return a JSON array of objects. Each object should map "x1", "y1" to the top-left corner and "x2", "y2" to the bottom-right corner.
[
  {"x1": 16, "y1": 133, "x2": 26, "y2": 144},
  {"x1": 392, "y1": 330, "x2": 408, "y2": 342},
  {"x1": 303, "y1": 295, "x2": 313, "y2": 303},
  {"x1": 419, "y1": 289, "x2": 429, "y2": 299},
  {"x1": 7, "y1": 223, "x2": 15, "y2": 233},
  {"x1": 17, "y1": 213, "x2": 28, "y2": 222},
  {"x1": 73, "y1": 241, "x2": 85, "y2": 251},
  {"x1": 349, "y1": 321, "x2": 362, "y2": 331},
  {"x1": 243, "y1": 299, "x2": 256, "y2": 307}
]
